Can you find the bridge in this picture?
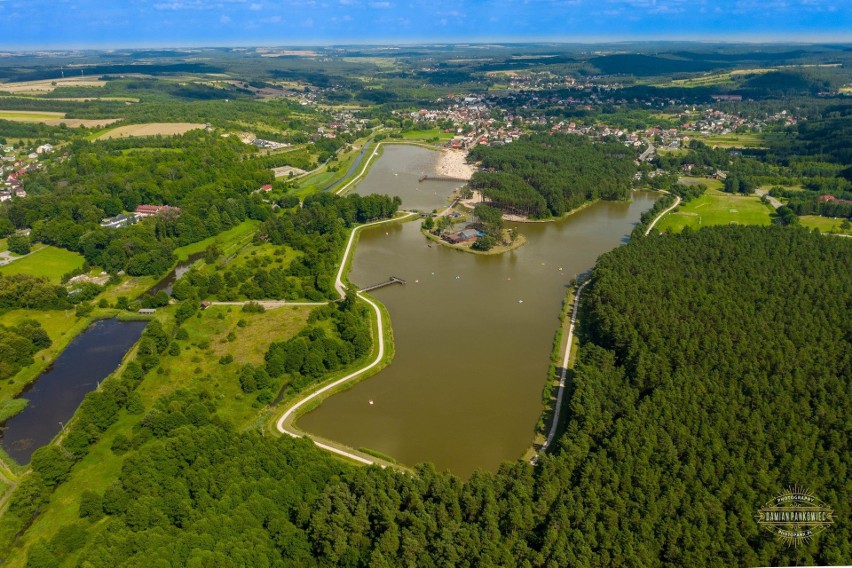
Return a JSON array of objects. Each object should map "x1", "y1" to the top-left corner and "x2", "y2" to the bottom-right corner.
[
  {"x1": 360, "y1": 276, "x2": 406, "y2": 293},
  {"x1": 419, "y1": 174, "x2": 469, "y2": 183}
]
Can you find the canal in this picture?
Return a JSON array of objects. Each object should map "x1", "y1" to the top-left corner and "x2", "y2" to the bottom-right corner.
[
  {"x1": 298, "y1": 144, "x2": 658, "y2": 478},
  {"x1": 0, "y1": 319, "x2": 147, "y2": 464}
]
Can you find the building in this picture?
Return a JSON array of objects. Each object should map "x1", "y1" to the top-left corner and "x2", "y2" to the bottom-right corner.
[
  {"x1": 100, "y1": 213, "x2": 139, "y2": 229},
  {"x1": 135, "y1": 204, "x2": 181, "y2": 217}
]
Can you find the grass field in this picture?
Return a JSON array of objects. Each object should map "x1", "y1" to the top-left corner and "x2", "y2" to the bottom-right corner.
[
  {"x1": 399, "y1": 128, "x2": 453, "y2": 142},
  {"x1": 96, "y1": 122, "x2": 206, "y2": 139},
  {"x1": 173, "y1": 220, "x2": 259, "y2": 261},
  {"x1": 678, "y1": 176, "x2": 724, "y2": 191},
  {"x1": 799, "y1": 215, "x2": 852, "y2": 234},
  {"x1": 0, "y1": 246, "x2": 84, "y2": 283},
  {"x1": 657, "y1": 189, "x2": 774, "y2": 233},
  {"x1": 0, "y1": 238, "x2": 6, "y2": 253}
]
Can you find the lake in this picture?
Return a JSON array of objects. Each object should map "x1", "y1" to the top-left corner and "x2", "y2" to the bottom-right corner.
[
  {"x1": 298, "y1": 144, "x2": 657, "y2": 478},
  {"x1": 0, "y1": 318, "x2": 147, "y2": 464}
]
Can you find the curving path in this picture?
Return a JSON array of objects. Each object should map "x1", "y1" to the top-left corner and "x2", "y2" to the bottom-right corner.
[
  {"x1": 276, "y1": 212, "x2": 415, "y2": 467},
  {"x1": 538, "y1": 278, "x2": 591, "y2": 455},
  {"x1": 645, "y1": 195, "x2": 681, "y2": 236}
]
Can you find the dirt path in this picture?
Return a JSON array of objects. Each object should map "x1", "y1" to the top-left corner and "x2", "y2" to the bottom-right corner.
[
  {"x1": 645, "y1": 195, "x2": 681, "y2": 235},
  {"x1": 539, "y1": 278, "x2": 591, "y2": 456}
]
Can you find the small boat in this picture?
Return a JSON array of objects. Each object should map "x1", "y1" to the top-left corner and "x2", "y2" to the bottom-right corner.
[{"x1": 368, "y1": 400, "x2": 374, "y2": 405}]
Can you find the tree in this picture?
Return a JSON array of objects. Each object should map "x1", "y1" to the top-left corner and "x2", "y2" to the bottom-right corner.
[{"x1": 7, "y1": 234, "x2": 30, "y2": 255}]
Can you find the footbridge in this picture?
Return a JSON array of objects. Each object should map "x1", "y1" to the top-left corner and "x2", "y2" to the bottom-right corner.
[{"x1": 360, "y1": 276, "x2": 406, "y2": 293}]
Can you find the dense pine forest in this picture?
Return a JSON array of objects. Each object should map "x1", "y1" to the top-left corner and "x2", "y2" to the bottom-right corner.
[
  {"x1": 467, "y1": 134, "x2": 636, "y2": 218},
  {"x1": 18, "y1": 225, "x2": 847, "y2": 567}
]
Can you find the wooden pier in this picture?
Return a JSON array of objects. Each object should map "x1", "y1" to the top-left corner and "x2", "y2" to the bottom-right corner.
[
  {"x1": 360, "y1": 276, "x2": 406, "y2": 293},
  {"x1": 418, "y1": 174, "x2": 469, "y2": 183}
]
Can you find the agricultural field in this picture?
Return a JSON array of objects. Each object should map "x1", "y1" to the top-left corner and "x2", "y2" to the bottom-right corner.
[
  {"x1": 0, "y1": 110, "x2": 119, "y2": 128},
  {"x1": 0, "y1": 77, "x2": 107, "y2": 94},
  {"x1": 698, "y1": 132, "x2": 765, "y2": 148},
  {"x1": 0, "y1": 110, "x2": 65, "y2": 121},
  {"x1": 0, "y1": 246, "x2": 85, "y2": 283},
  {"x1": 656, "y1": 189, "x2": 774, "y2": 233},
  {"x1": 96, "y1": 122, "x2": 207, "y2": 139}
]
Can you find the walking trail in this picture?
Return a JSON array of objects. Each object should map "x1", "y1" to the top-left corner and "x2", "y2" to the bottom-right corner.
[{"x1": 275, "y1": 213, "x2": 415, "y2": 467}]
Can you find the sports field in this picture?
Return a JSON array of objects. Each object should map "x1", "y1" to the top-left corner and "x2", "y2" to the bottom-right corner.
[
  {"x1": 656, "y1": 189, "x2": 774, "y2": 233},
  {"x1": 0, "y1": 246, "x2": 85, "y2": 283}
]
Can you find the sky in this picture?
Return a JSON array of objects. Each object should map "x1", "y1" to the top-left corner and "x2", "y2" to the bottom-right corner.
[{"x1": 0, "y1": 0, "x2": 850, "y2": 49}]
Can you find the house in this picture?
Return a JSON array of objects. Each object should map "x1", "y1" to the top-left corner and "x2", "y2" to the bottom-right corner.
[
  {"x1": 36, "y1": 144, "x2": 54, "y2": 155},
  {"x1": 138, "y1": 308, "x2": 156, "y2": 315},
  {"x1": 260, "y1": 184, "x2": 273, "y2": 192},
  {"x1": 135, "y1": 204, "x2": 181, "y2": 217},
  {"x1": 443, "y1": 228, "x2": 481, "y2": 244},
  {"x1": 100, "y1": 213, "x2": 138, "y2": 229}
]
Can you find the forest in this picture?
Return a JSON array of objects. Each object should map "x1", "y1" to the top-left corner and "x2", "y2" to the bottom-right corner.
[
  {"x1": 15, "y1": 225, "x2": 848, "y2": 567},
  {"x1": 467, "y1": 134, "x2": 636, "y2": 218}
]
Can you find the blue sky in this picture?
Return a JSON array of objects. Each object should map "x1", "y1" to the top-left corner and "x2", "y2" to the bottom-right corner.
[{"x1": 0, "y1": 0, "x2": 849, "y2": 49}]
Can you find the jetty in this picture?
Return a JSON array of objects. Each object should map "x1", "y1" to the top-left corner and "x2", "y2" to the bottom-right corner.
[
  {"x1": 418, "y1": 174, "x2": 469, "y2": 183},
  {"x1": 360, "y1": 276, "x2": 406, "y2": 292}
]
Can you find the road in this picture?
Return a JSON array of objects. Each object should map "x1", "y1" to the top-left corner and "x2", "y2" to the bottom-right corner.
[
  {"x1": 645, "y1": 195, "x2": 681, "y2": 235},
  {"x1": 755, "y1": 188, "x2": 782, "y2": 210},
  {"x1": 638, "y1": 140, "x2": 655, "y2": 162}
]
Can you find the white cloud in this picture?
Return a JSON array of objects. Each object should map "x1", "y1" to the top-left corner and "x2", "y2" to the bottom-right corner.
[
  {"x1": 220, "y1": 14, "x2": 231, "y2": 23},
  {"x1": 250, "y1": 2, "x2": 262, "y2": 9},
  {"x1": 370, "y1": 1, "x2": 391, "y2": 7}
]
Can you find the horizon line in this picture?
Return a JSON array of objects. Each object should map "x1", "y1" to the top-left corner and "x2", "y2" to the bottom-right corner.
[{"x1": 2, "y1": 36, "x2": 852, "y2": 53}]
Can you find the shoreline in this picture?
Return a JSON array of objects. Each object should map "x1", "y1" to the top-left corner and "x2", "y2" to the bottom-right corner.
[
  {"x1": 274, "y1": 213, "x2": 416, "y2": 469},
  {"x1": 459, "y1": 190, "x2": 599, "y2": 223}
]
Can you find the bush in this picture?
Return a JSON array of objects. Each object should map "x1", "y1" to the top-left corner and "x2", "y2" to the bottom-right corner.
[
  {"x1": 242, "y1": 302, "x2": 265, "y2": 313},
  {"x1": 218, "y1": 354, "x2": 234, "y2": 365}
]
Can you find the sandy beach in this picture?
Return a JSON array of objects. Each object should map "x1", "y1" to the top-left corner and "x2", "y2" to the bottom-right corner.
[{"x1": 436, "y1": 149, "x2": 475, "y2": 180}]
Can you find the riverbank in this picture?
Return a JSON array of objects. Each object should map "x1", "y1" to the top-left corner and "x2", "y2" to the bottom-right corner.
[{"x1": 420, "y1": 225, "x2": 527, "y2": 255}]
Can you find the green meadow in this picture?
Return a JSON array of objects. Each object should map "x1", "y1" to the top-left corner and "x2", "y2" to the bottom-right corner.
[
  {"x1": 657, "y1": 189, "x2": 774, "y2": 233},
  {"x1": 0, "y1": 246, "x2": 85, "y2": 283}
]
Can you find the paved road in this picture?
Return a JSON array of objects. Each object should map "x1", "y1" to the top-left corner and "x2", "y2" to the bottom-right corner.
[
  {"x1": 638, "y1": 140, "x2": 656, "y2": 162},
  {"x1": 755, "y1": 188, "x2": 782, "y2": 210},
  {"x1": 645, "y1": 195, "x2": 681, "y2": 235}
]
